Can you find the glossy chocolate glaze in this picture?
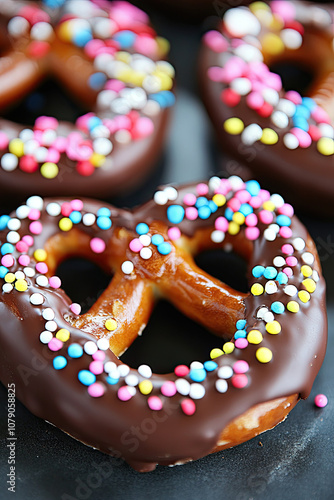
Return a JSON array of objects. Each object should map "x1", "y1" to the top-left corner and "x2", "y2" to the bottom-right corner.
[
  {"x1": 199, "y1": 2, "x2": 334, "y2": 215},
  {"x1": 0, "y1": 179, "x2": 327, "y2": 471}
]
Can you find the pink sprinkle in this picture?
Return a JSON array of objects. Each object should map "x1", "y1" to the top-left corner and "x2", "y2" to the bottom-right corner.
[
  {"x1": 291, "y1": 128, "x2": 312, "y2": 148},
  {"x1": 312, "y1": 106, "x2": 331, "y2": 125},
  {"x1": 0, "y1": 131, "x2": 9, "y2": 149},
  {"x1": 233, "y1": 360, "x2": 249, "y2": 374},
  {"x1": 129, "y1": 238, "x2": 143, "y2": 253},
  {"x1": 35, "y1": 116, "x2": 58, "y2": 131},
  {"x1": 161, "y1": 381, "x2": 177, "y2": 397},
  {"x1": 174, "y1": 365, "x2": 190, "y2": 377},
  {"x1": 286, "y1": 256, "x2": 297, "y2": 267},
  {"x1": 249, "y1": 196, "x2": 262, "y2": 209},
  {"x1": 265, "y1": 72, "x2": 282, "y2": 92},
  {"x1": 245, "y1": 227, "x2": 260, "y2": 241},
  {"x1": 28, "y1": 209, "x2": 40, "y2": 221},
  {"x1": 92, "y1": 350, "x2": 106, "y2": 362},
  {"x1": 71, "y1": 199, "x2": 83, "y2": 211},
  {"x1": 203, "y1": 30, "x2": 229, "y2": 53},
  {"x1": 105, "y1": 79, "x2": 125, "y2": 92},
  {"x1": 314, "y1": 394, "x2": 328, "y2": 408},
  {"x1": 168, "y1": 227, "x2": 181, "y2": 241},
  {"x1": 61, "y1": 202, "x2": 72, "y2": 217},
  {"x1": 258, "y1": 189, "x2": 271, "y2": 202},
  {"x1": 223, "y1": 57, "x2": 246, "y2": 83},
  {"x1": 89, "y1": 360, "x2": 104, "y2": 375},
  {"x1": 132, "y1": 117, "x2": 154, "y2": 139},
  {"x1": 53, "y1": 136, "x2": 68, "y2": 153},
  {"x1": 118, "y1": 386, "x2": 134, "y2": 402},
  {"x1": 235, "y1": 338, "x2": 248, "y2": 349},
  {"x1": 285, "y1": 90, "x2": 302, "y2": 105},
  {"x1": 29, "y1": 221, "x2": 43, "y2": 235},
  {"x1": 48, "y1": 338, "x2": 63, "y2": 352},
  {"x1": 185, "y1": 207, "x2": 198, "y2": 221},
  {"x1": 281, "y1": 243, "x2": 294, "y2": 255},
  {"x1": 90, "y1": 237, "x2": 106, "y2": 254},
  {"x1": 22, "y1": 235, "x2": 34, "y2": 247},
  {"x1": 88, "y1": 382, "x2": 105, "y2": 398},
  {"x1": 245, "y1": 213, "x2": 258, "y2": 227},
  {"x1": 46, "y1": 148, "x2": 60, "y2": 163},
  {"x1": 16, "y1": 241, "x2": 29, "y2": 253},
  {"x1": 283, "y1": 267, "x2": 293, "y2": 277},
  {"x1": 70, "y1": 303, "x2": 81, "y2": 315},
  {"x1": 196, "y1": 183, "x2": 209, "y2": 196},
  {"x1": 1, "y1": 255, "x2": 14, "y2": 267},
  {"x1": 147, "y1": 395, "x2": 163, "y2": 411},
  {"x1": 279, "y1": 227, "x2": 292, "y2": 239},
  {"x1": 181, "y1": 398, "x2": 196, "y2": 416},
  {"x1": 36, "y1": 262, "x2": 48, "y2": 274},
  {"x1": 84, "y1": 38, "x2": 105, "y2": 58},
  {"x1": 183, "y1": 193, "x2": 197, "y2": 206},
  {"x1": 49, "y1": 276, "x2": 61, "y2": 289},
  {"x1": 227, "y1": 198, "x2": 241, "y2": 212},
  {"x1": 259, "y1": 210, "x2": 274, "y2": 224},
  {"x1": 231, "y1": 374, "x2": 248, "y2": 389},
  {"x1": 278, "y1": 203, "x2": 294, "y2": 217},
  {"x1": 308, "y1": 125, "x2": 322, "y2": 141},
  {"x1": 246, "y1": 92, "x2": 264, "y2": 110},
  {"x1": 215, "y1": 216, "x2": 228, "y2": 232},
  {"x1": 18, "y1": 254, "x2": 30, "y2": 266},
  {"x1": 271, "y1": 0, "x2": 296, "y2": 22}
]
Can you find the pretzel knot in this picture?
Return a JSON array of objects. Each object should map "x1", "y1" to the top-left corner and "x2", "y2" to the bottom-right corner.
[
  {"x1": 0, "y1": 0, "x2": 174, "y2": 198},
  {"x1": 0, "y1": 176, "x2": 327, "y2": 471}
]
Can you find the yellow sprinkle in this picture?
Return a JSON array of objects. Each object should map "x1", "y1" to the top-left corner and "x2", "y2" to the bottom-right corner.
[
  {"x1": 302, "y1": 278, "x2": 316, "y2": 293},
  {"x1": 15, "y1": 279, "x2": 28, "y2": 292},
  {"x1": 317, "y1": 137, "x2": 334, "y2": 156},
  {"x1": 250, "y1": 1, "x2": 270, "y2": 12},
  {"x1": 156, "y1": 61, "x2": 175, "y2": 78},
  {"x1": 224, "y1": 117, "x2": 244, "y2": 135},
  {"x1": 261, "y1": 128, "x2": 278, "y2": 145},
  {"x1": 115, "y1": 51, "x2": 131, "y2": 63},
  {"x1": 266, "y1": 321, "x2": 281, "y2": 334},
  {"x1": 210, "y1": 348, "x2": 224, "y2": 359},
  {"x1": 232, "y1": 212, "x2": 245, "y2": 225},
  {"x1": 301, "y1": 265, "x2": 312, "y2": 277},
  {"x1": 105, "y1": 318, "x2": 117, "y2": 331},
  {"x1": 34, "y1": 249, "x2": 47, "y2": 261},
  {"x1": 251, "y1": 283, "x2": 264, "y2": 296},
  {"x1": 57, "y1": 20, "x2": 72, "y2": 42},
  {"x1": 59, "y1": 217, "x2": 73, "y2": 232},
  {"x1": 298, "y1": 290, "x2": 310, "y2": 303},
  {"x1": 154, "y1": 71, "x2": 173, "y2": 91},
  {"x1": 256, "y1": 347, "x2": 273, "y2": 363},
  {"x1": 287, "y1": 301, "x2": 300, "y2": 313},
  {"x1": 261, "y1": 33, "x2": 284, "y2": 55},
  {"x1": 127, "y1": 71, "x2": 145, "y2": 86},
  {"x1": 228, "y1": 221, "x2": 240, "y2": 235},
  {"x1": 4, "y1": 273, "x2": 15, "y2": 283},
  {"x1": 156, "y1": 37, "x2": 170, "y2": 57},
  {"x1": 90, "y1": 153, "x2": 106, "y2": 167},
  {"x1": 247, "y1": 329, "x2": 263, "y2": 344},
  {"x1": 9, "y1": 138, "x2": 24, "y2": 157},
  {"x1": 262, "y1": 201, "x2": 275, "y2": 211},
  {"x1": 223, "y1": 342, "x2": 234, "y2": 354},
  {"x1": 139, "y1": 380, "x2": 153, "y2": 395},
  {"x1": 212, "y1": 194, "x2": 226, "y2": 207},
  {"x1": 56, "y1": 328, "x2": 70, "y2": 342},
  {"x1": 40, "y1": 162, "x2": 59, "y2": 179},
  {"x1": 117, "y1": 68, "x2": 133, "y2": 83},
  {"x1": 269, "y1": 14, "x2": 284, "y2": 30}
]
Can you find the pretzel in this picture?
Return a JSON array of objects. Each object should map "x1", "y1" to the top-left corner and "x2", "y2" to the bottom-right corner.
[
  {"x1": 0, "y1": 0, "x2": 174, "y2": 199},
  {"x1": 0, "y1": 175, "x2": 327, "y2": 472},
  {"x1": 200, "y1": 0, "x2": 334, "y2": 215}
]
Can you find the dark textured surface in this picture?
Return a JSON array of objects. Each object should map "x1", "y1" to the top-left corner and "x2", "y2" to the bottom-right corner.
[{"x1": 0, "y1": 4, "x2": 333, "y2": 499}]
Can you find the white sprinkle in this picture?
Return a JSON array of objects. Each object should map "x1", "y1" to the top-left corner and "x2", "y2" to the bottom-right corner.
[
  {"x1": 235, "y1": 44, "x2": 263, "y2": 62},
  {"x1": 118, "y1": 364, "x2": 130, "y2": 378},
  {"x1": 143, "y1": 75, "x2": 161, "y2": 93},
  {"x1": 31, "y1": 21, "x2": 54, "y2": 41},
  {"x1": 224, "y1": 8, "x2": 261, "y2": 37},
  {"x1": 93, "y1": 137, "x2": 113, "y2": 156},
  {"x1": 46, "y1": 202, "x2": 61, "y2": 217},
  {"x1": 284, "y1": 285, "x2": 298, "y2": 297},
  {"x1": 42, "y1": 129, "x2": 57, "y2": 146},
  {"x1": 283, "y1": 133, "x2": 299, "y2": 149},
  {"x1": 277, "y1": 99, "x2": 296, "y2": 117},
  {"x1": 313, "y1": 270, "x2": 320, "y2": 282},
  {"x1": 139, "y1": 234, "x2": 151, "y2": 247},
  {"x1": 40, "y1": 330, "x2": 53, "y2": 344},
  {"x1": 7, "y1": 218, "x2": 21, "y2": 231},
  {"x1": 211, "y1": 230, "x2": 225, "y2": 243},
  {"x1": 138, "y1": 365, "x2": 152, "y2": 378},
  {"x1": 270, "y1": 194, "x2": 284, "y2": 208},
  {"x1": 97, "y1": 338, "x2": 109, "y2": 351},
  {"x1": 27, "y1": 196, "x2": 43, "y2": 210},
  {"x1": 42, "y1": 308, "x2": 55, "y2": 320},
  {"x1": 45, "y1": 320, "x2": 57, "y2": 332},
  {"x1": 36, "y1": 275, "x2": 48, "y2": 287},
  {"x1": 7, "y1": 16, "x2": 30, "y2": 37},
  {"x1": 262, "y1": 88, "x2": 279, "y2": 106},
  {"x1": 143, "y1": 100, "x2": 161, "y2": 116},
  {"x1": 16, "y1": 206, "x2": 30, "y2": 219},
  {"x1": 273, "y1": 256, "x2": 285, "y2": 267},
  {"x1": 33, "y1": 146, "x2": 48, "y2": 162},
  {"x1": 24, "y1": 267, "x2": 35, "y2": 277},
  {"x1": 215, "y1": 379, "x2": 228, "y2": 393},
  {"x1": 127, "y1": 386, "x2": 137, "y2": 397},
  {"x1": 302, "y1": 252, "x2": 315, "y2": 265},
  {"x1": 271, "y1": 110, "x2": 289, "y2": 129},
  {"x1": 84, "y1": 341, "x2": 98, "y2": 355},
  {"x1": 229, "y1": 176, "x2": 244, "y2": 190},
  {"x1": 140, "y1": 247, "x2": 152, "y2": 260},
  {"x1": 209, "y1": 176, "x2": 221, "y2": 190},
  {"x1": 241, "y1": 123, "x2": 262, "y2": 145},
  {"x1": 114, "y1": 130, "x2": 131, "y2": 144},
  {"x1": 263, "y1": 311, "x2": 275, "y2": 323},
  {"x1": 96, "y1": 90, "x2": 117, "y2": 109},
  {"x1": 189, "y1": 383, "x2": 206, "y2": 399},
  {"x1": 19, "y1": 129, "x2": 34, "y2": 142},
  {"x1": 93, "y1": 17, "x2": 117, "y2": 38},
  {"x1": 154, "y1": 190, "x2": 168, "y2": 205},
  {"x1": 30, "y1": 293, "x2": 44, "y2": 305},
  {"x1": 293, "y1": 237, "x2": 305, "y2": 251},
  {"x1": 24, "y1": 139, "x2": 39, "y2": 155},
  {"x1": 83, "y1": 213, "x2": 96, "y2": 226},
  {"x1": 15, "y1": 271, "x2": 25, "y2": 280},
  {"x1": 217, "y1": 365, "x2": 233, "y2": 379},
  {"x1": 190, "y1": 361, "x2": 204, "y2": 370},
  {"x1": 125, "y1": 374, "x2": 139, "y2": 387},
  {"x1": 231, "y1": 77, "x2": 252, "y2": 96},
  {"x1": 265, "y1": 281, "x2": 277, "y2": 294},
  {"x1": 90, "y1": 125, "x2": 110, "y2": 140},
  {"x1": 1, "y1": 153, "x2": 18, "y2": 171},
  {"x1": 164, "y1": 186, "x2": 178, "y2": 201},
  {"x1": 2, "y1": 283, "x2": 13, "y2": 293},
  {"x1": 175, "y1": 378, "x2": 190, "y2": 396},
  {"x1": 104, "y1": 361, "x2": 117, "y2": 374},
  {"x1": 319, "y1": 123, "x2": 334, "y2": 139},
  {"x1": 281, "y1": 29, "x2": 303, "y2": 49},
  {"x1": 121, "y1": 261, "x2": 134, "y2": 274},
  {"x1": 256, "y1": 306, "x2": 268, "y2": 319},
  {"x1": 264, "y1": 228, "x2": 276, "y2": 241},
  {"x1": 7, "y1": 231, "x2": 20, "y2": 244}
]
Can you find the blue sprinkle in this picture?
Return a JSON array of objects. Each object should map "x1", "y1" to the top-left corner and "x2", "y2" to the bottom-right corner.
[
  {"x1": 263, "y1": 266, "x2": 278, "y2": 279},
  {"x1": 271, "y1": 301, "x2": 285, "y2": 314},
  {"x1": 68, "y1": 344, "x2": 83, "y2": 359},
  {"x1": 302, "y1": 97, "x2": 316, "y2": 112},
  {"x1": 97, "y1": 216, "x2": 112, "y2": 230},
  {"x1": 239, "y1": 203, "x2": 253, "y2": 216},
  {"x1": 276, "y1": 215, "x2": 291, "y2": 227},
  {"x1": 113, "y1": 30, "x2": 136, "y2": 49},
  {"x1": 106, "y1": 376, "x2": 119, "y2": 385},
  {"x1": 236, "y1": 319, "x2": 246, "y2": 330},
  {"x1": 204, "y1": 360, "x2": 218, "y2": 372},
  {"x1": 252, "y1": 265, "x2": 265, "y2": 278},
  {"x1": 293, "y1": 116, "x2": 309, "y2": 132},
  {"x1": 167, "y1": 205, "x2": 185, "y2": 224},
  {"x1": 43, "y1": 0, "x2": 66, "y2": 7},
  {"x1": 198, "y1": 205, "x2": 211, "y2": 220},
  {"x1": 277, "y1": 272, "x2": 288, "y2": 285},
  {"x1": 189, "y1": 368, "x2": 206, "y2": 382},
  {"x1": 235, "y1": 330, "x2": 247, "y2": 339},
  {"x1": 88, "y1": 72, "x2": 107, "y2": 91},
  {"x1": 73, "y1": 29, "x2": 92, "y2": 48},
  {"x1": 69, "y1": 211, "x2": 82, "y2": 224},
  {"x1": 1, "y1": 243, "x2": 14, "y2": 255},
  {"x1": 53, "y1": 356, "x2": 67, "y2": 370},
  {"x1": 157, "y1": 242, "x2": 172, "y2": 255},
  {"x1": 149, "y1": 91, "x2": 175, "y2": 108},
  {"x1": 151, "y1": 234, "x2": 164, "y2": 246},
  {"x1": 195, "y1": 197, "x2": 209, "y2": 208},
  {"x1": 209, "y1": 201, "x2": 218, "y2": 213},
  {"x1": 294, "y1": 105, "x2": 311, "y2": 119},
  {"x1": 97, "y1": 208, "x2": 111, "y2": 217},
  {"x1": 0, "y1": 215, "x2": 10, "y2": 230},
  {"x1": 136, "y1": 223, "x2": 149, "y2": 235},
  {"x1": 224, "y1": 207, "x2": 234, "y2": 221},
  {"x1": 78, "y1": 370, "x2": 96, "y2": 386},
  {"x1": 88, "y1": 116, "x2": 102, "y2": 131},
  {"x1": 0, "y1": 266, "x2": 8, "y2": 278},
  {"x1": 246, "y1": 180, "x2": 260, "y2": 196}
]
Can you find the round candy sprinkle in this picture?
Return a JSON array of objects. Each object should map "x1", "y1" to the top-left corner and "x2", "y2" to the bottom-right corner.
[
  {"x1": 147, "y1": 395, "x2": 163, "y2": 410},
  {"x1": 181, "y1": 399, "x2": 196, "y2": 416},
  {"x1": 256, "y1": 347, "x2": 273, "y2": 363},
  {"x1": 53, "y1": 356, "x2": 67, "y2": 370},
  {"x1": 314, "y1": 394, "x2": 328, "y2": 408}
]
